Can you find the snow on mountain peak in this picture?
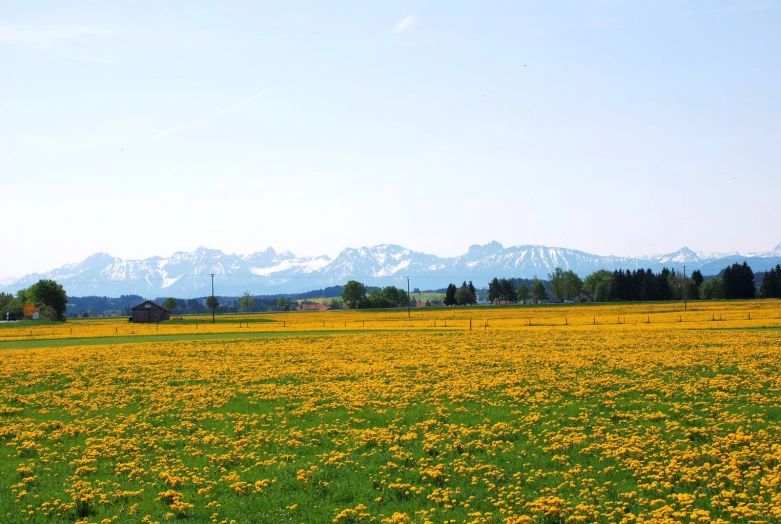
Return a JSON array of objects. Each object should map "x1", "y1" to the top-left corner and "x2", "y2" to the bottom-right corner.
[
  {"x1": 651, "y1": 247, "x2": 701, "y2": 264},
  {"x1": 5, "y1": 241, "x2": 781, "y2": 298},
  {"x1": 467, "y1": 241, "x2": 504, "y2": 257}
]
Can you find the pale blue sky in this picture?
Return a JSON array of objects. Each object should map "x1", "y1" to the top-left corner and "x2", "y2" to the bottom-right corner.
[{"x1": 2, "y1": 1, "x2": 780, "y2": 278}]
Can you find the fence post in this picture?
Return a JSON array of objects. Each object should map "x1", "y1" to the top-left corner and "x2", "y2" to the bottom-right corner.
[{"x1": 470, "y1": 318, "x2": 472, "y2": 331}]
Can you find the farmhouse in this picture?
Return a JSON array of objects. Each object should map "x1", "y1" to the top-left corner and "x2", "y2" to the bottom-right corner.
[
  {"x1": 130, "y1": 300, "x2": 171, "y2": 323},
  {"x1": 298, "y1": 303, "x2": 330, "y2": 312}
]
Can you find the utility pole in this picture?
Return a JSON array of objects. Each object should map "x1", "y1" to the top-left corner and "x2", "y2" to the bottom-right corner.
[
  {"x1": 211, "y1": 273, "x2": 215, "y2": 323},
  {"x1": 683, "y1": 265, "x2": 687, "y2": 311},
  {"x1": 407, "y1": 276, "x2": 410, "y2": 318}
]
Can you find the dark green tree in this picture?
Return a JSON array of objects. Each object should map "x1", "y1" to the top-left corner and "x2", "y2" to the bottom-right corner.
[
  {"x1": 205, "y1": 295, "x2": 219, "y2": 310},
  {"x1": 28, "y1": 279, "x2": 68, "y2": 321},
  {"x1": 341, "y1": 280, "x2": 367, "y2": 309},
  {"x1": 367, "y1": 288, "x2": 390, "y2": 308},
  {"x1": 722, "y1": 262, "x2": 755, "y2": 299},
  {"x1": 0, "y1": 293, "x2": 14, "y2": 315},
  {"x1": 276, "y1": 296, "x2": 288, "y2": 310},
  {"x1": 455, "y1": 281, "x2": 475, "y2": 306},
  {"x1": 760, "y1": 265, "x2": 781, "y2": 298},
  {"x1": 444, "y1": 283, "x2": 457, "y2": 306},
  {"x1": 700, "y1": 278, "x2": 724, "y2": 300},
  {"x1": 517, "y1": 283, "x2": 530, "y2": 304},
  {"x1": 549, "y1": 267, "x2": 583, "y2": 302},
  {"x1": 487, "y1": 278, "x2": 501, "y2": 304},
  {"x1": 583, "y1": 270, "x2": 613, "y2": 302},
  {"x1": 380, "y1": 286, "x2": 409, "y2": 307},
  {"x1": 500, "y1": 279, "x2": 517, "y2": 303},
  {"x1": 238, "y1": 290, "x2": 256, "y2": 312},
  {"x1": 531, "y1": 278, "x2": 548, "y2": 303},
  {"x1": 691, "y1": 270, "x2": 704, "y2": 288},
  {"x1": 163, "y1": 297, "x2": 177, "y2": 312}
]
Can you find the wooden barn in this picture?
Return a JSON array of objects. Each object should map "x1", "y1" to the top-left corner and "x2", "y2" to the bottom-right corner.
[{"x1": 130, "y1": 300, "x2": 171, "y2": 323}]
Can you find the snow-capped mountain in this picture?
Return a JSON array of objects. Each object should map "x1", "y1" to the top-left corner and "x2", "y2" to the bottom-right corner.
[
  {"x1": 3, "y1": 242, "x2": 781, "y2": 298},
  {"x1": 648, "y1": 247, "x2": 702, "y2": 265}
]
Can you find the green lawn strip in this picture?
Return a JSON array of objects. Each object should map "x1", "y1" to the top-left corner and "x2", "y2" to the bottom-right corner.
[
  {"x1": 687, "y1": 326, "x2": 781, "y2": 332},
  {"x1": 0, "y1": 329, "x2": 446, "y2": 350}
]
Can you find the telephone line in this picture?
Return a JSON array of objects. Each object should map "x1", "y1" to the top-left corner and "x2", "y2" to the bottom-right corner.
[{"x1": 2, "y1": 273, "x2": 506, "y2": 289}]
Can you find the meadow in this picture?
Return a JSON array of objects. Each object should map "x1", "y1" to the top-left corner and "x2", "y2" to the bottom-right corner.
[{"x1": 1, "y1": 301, "x2": 781, "y2": 523}]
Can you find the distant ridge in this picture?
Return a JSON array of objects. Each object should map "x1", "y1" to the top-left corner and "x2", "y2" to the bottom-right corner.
[{"x1": 3, "y1": 242, "x2": 781, "y2": 298}]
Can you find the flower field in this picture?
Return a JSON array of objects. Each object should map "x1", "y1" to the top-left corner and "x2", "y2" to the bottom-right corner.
[
  {"x1": 1, "y1": 300, "x2": 781, "y2": 342},
  {"x1": 1, "y1": 301, "x2": 781, "y2": 523}
]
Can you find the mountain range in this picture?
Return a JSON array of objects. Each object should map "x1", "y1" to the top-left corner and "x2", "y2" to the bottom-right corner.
[{"x1": 3, "y1": 242, "x2": 781, "y2": 298}]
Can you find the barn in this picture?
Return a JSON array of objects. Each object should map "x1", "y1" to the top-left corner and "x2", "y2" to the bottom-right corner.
[{"x1": 130, "y1": 300, "x2": 171, "y2": 323}]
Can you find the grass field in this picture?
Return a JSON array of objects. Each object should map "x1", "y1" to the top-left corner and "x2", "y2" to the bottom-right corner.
[
  {"x1": 1, "y1": 300, "x2": 781, "y2": 523},
  {"x1": 292, "y1": 292, "x2": 443, "y2": 306},
  {"x1": 409, "y1": 293, "x2": 445, "y2": 303}
]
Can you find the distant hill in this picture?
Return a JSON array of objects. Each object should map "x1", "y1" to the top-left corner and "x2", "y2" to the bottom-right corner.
[{"x1": 3, "y1": 242, "x2": 781, "y2": 299}]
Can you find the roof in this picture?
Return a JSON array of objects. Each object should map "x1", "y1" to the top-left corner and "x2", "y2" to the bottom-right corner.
[
  {"x1": 299, "y1": 303, "x2": 329, "y2": 311},
  {"x1": 130, "y1": 300, "x2": 170, "y2": 312}
]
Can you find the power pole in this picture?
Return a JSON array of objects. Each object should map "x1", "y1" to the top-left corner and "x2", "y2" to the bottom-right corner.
[
  {"x1": 683, "y1": 265, "x2": 687, "y2": 311},
  {"x1": 211, "y1": 273, "x2": 215, "y2": 323},
  {"x1": 407, "y1": 276, "x2": 410, "y2": 318}
]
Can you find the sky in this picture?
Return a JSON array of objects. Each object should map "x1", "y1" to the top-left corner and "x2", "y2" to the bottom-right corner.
[{"x1": 2, "y1": 0, "x2": 780, "y2": 279}]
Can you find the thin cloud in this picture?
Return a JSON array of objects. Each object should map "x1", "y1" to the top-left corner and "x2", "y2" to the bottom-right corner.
[
  {"x1": 0, "y1": 22, "x2": 116, "y2": 47},
  {"x1": 391, "y1": 15, "x2": 418, "y2": 34},
  {"x1": 152, "y1": 90, "x2": 268, "y2": 141},
  {"x1": 212, "y1": 90, "x2": 269, "y2": 117},
  {"x1": 0, "y1": 22, "x2": 149, "y2": 63},
  {"x1": 152, "y1": 125, "x2": 184, "y2": 141},
  {"x1": 379, "y1": 183, "x2": 393, "y2": 201}
]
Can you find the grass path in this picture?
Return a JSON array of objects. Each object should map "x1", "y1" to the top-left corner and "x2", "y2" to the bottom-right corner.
[{"x1": 0, "y1": 328, "x2": 432, "y2": 350}]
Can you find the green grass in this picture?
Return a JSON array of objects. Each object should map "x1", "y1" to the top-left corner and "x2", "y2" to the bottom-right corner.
[
  {"x1": 409, "y1": 292, "x2": 445, "y2": 302},
  {"x1": 2, "y1": 304, "x2": 781, "y2": 522},
  {"x1": 0, "y1": 329, "x2": 450, "y2": 350},
  {"x1": 167, "y1": 316, "x2": 276, "y2": 324},
  {"x1": 0, "y1": 319, "x2": 62, "y2": 328}
]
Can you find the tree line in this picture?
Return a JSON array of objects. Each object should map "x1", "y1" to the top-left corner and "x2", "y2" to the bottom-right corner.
[
  {"x1": 341, "y1": 281, "x2": 410, "y2": 309},
  {"x1": 443, "y1": 281, "x2": 477, "y2": 306},
  {"x1": 759, "y1": 265, "x2": 781, "y2": 298},
  {"x1": 439, "y1": 261, "x2": 775, "y2": 306},
  {"x1": 580, "y1": 262, "x2": 764, "y2": 302},
  {"x1": 6, "y1": 262, "x2": 777, "y2": 320},
  {"x1": 53, "y1": 285, "x2": 350, "y2": 317},
  {"x1": 0, "y1": 279, "x2": 68, "y2": 320}
]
